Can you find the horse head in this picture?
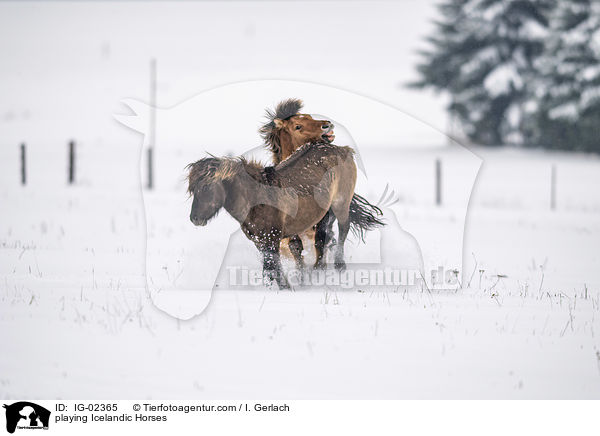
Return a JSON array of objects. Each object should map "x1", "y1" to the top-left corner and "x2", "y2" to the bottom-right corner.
[
  {"x1": 186, "y1": 158, "x2": 228, "y2": 226},
  {"x1": 260, "y1": 98, "x2": 335, "y2": 163}
]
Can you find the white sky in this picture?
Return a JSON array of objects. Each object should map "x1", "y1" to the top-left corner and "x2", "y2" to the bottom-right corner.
[{"x1": 0, "y1": 1, "x2": 447, "y2": 149}]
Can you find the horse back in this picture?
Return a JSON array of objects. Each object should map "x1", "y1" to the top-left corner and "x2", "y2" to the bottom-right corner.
[{"x1": 274, "y1": 143, "x2": 356, "y2": 192}]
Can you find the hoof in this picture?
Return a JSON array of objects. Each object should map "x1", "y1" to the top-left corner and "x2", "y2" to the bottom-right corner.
[
  {"x1": 264, "y1": 277, "x2": 290, "y2": 290},
  {"x1": 263, "y1": 271, "x2": 289, "y2": 290},
  {"x1": 288, "y1": 269, "x2": 304, "y2": 286},
  {"x1": 313, "y1": 261, "x2": 327, "y2": 270},
  {"x1": 335, "y1": 261, "x2": 346, "y2": 271},
  {"x1": 273, "y1": 272, "x2": 291, "y2": 290}
]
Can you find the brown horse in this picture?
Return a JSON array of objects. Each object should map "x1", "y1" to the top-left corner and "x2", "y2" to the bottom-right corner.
[
  {"x1": 259, "y1": 98, "x2": 384, "y2": 266},
  {"x1": 259, "y1": 99, "x2": 336, "y2": 164},
  {"x1": 187, "y1": 142, "x2": 357, "y2": 289}
]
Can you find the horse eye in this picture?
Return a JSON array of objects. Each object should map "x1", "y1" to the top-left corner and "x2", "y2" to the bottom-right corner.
[{"x1": 295, "y1": 125, "x2": 302, "y2": 130}]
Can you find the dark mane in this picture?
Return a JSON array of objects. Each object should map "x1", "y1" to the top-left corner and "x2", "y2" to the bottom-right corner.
[
  {"x1": 259, "y1": 98, "x2": 304, "y2": 160},
  {"x1": 276, "y1": 141, "x2": 353, "y2": 171},
  {"x1": 186, "y1": 157, "x2": 264, "y2": 194}
]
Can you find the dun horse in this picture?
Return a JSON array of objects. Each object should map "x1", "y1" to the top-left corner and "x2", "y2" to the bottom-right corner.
[
  {"x1": 259, "y1": 98, "x2": 384, "y2": 265},
  {"x1": 187, "y1": 143, "x2": 357, "y2": 289}
]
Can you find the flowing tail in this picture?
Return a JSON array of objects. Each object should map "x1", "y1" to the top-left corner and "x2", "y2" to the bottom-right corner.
[{"x1": 349, "y1": 193, "x2": 385, "y2": 241}]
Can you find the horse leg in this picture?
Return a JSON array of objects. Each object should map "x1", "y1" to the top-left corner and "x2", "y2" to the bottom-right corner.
[
  {"x1": 288, "y1": 234, "x2": 305, "y2": 285},
  {"x1": 261, "y1": 236, "x2": 290, "y2": 290},
  {"x1": 331, "y1": 207, "x2": 350, "y2": 271},
  {"x1": 322, "y1": 209, "x2": 337, "y2": 248},
  {"x1": 288, "y1": 235, "x2": 305, "y2": 271},
  {"x1": 313, "y1": 209, "x2": 335, "y2": 269}
]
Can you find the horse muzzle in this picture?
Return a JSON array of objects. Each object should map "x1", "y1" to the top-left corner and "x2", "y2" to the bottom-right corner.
[
  {"x1": 321, "y1": 124, "x2": 335, "y2": 143},
  {"x1": 190, "y1": 215, "x2": 208, "y2": 226}
]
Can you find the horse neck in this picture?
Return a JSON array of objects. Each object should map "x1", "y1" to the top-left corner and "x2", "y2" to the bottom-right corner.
[
  {"x1": 277, "y1": 131, "x2": 303, "y2": 163},
  {"x1": 222, "y1": 167, "x2": 296, "y2": 226},
  {"x1": 220, "y1": 175, "x2": 243, "y2": 224},
  {"x1": 221, "y1": 169, "x2": 264, "y2": 225}
]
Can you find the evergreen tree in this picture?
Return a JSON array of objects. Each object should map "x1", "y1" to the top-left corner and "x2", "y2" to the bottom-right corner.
[
  {"x1": 535, "y1": 0, "x2": 600, "y2": 152},
  {"x1": 412, "y1": 0, "x2": 555, "y2": 146}
]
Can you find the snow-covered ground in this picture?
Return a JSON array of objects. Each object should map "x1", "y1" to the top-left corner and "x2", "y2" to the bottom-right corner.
[
  {"x1": 1, "y1": 141, "x2": 599, "y2": 399},
  {"x1": 1, "y1": 0, "x2": 599, "y2": 400}
]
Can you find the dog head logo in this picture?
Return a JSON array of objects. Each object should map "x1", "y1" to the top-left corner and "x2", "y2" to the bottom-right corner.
[{"x1": 3, "y1": 402, "x2": 50, "y2": 434}]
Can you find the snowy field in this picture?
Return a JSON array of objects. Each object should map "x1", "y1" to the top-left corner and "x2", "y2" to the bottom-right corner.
[
  {"x1": 1, "y1": 140, "x2": 599, "y2": 399},
  {"x1": 1, "y1": 0, "x2": 599, "y2": 401}
]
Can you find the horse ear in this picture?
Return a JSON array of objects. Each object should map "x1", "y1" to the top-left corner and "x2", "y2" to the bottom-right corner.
[{"x1": 273, "y1": 119, "x2": 284, "y2": 129}]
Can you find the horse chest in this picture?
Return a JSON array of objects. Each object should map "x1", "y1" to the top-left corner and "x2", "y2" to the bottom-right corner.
[{"x1": 240, "y1": 206, "x2": 285, "y2": 243}]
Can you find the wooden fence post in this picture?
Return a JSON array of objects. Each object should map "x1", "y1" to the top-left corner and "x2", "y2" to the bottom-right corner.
[
  {"x1": 147, "y1": 147, "x2": 154, "y2": 190},
  {"x1": 68, "y1": 140, "x2": 75, "y2": 184},
  {"x1": 550, "y1": 164, "x2": 556, "y2": 211},
  {"x1": 20, "y1": 143, "x2": 26, "y2": 185},
  {"x1": 435, "y1": 158, "x2": 442, "y2": 206},
  {"x1": 147, "y1": 57, "x2": 157, "y2": 190}
]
